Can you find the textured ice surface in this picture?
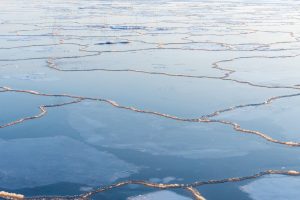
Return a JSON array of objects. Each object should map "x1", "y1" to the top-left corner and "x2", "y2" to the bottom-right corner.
[
  {"x1": 68, "y1": 102, "x2": 268, "y2": 159},
  {"x1": 0, "y1": 136, "x2": 138, "y2": 189}
]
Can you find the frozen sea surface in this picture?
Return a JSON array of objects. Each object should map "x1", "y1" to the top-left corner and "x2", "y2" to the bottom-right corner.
[{"x1": 1, "y1": 0, "x2": 300, "y2": 199}]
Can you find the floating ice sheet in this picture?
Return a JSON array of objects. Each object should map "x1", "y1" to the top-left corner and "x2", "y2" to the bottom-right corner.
[
  {"x1": 241, "y1": 175, "x2": 300, "y2": 200},
  {"x1": 0, "y1": 136, "x2": 138, "y2": 189}
]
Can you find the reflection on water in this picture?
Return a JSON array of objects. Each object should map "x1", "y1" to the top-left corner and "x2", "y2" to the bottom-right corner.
[
  {"x1": 1, "y1": 0, "x2": 300, "y2": 199},
  {"x1": 0, "y1": 136, "x2": 138, "y2": 189}
]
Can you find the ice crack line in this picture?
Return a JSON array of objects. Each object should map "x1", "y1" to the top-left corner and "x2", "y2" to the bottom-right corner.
[
  {"x1": 1, "y1": 170, "x2": 299, "y2": 200},
  {"x1": 1, "y1": 86, "x2": 300, "y2": 146},
  {"x1": 47, "y1": 54, "x2": 300, "y2": 91}
]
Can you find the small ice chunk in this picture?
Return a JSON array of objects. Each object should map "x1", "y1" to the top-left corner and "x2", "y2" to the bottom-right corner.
[
  {"x1": 127, "y1": 190, "x2": 192, "y2": 200},
  {"x1": 79, "y1": 186, "x2": 93, "y2": 192}
]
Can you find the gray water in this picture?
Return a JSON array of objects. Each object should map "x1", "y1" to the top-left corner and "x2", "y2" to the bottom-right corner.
[{"x1": 1, "y1": 0, "x2": 300, "y2": 199}]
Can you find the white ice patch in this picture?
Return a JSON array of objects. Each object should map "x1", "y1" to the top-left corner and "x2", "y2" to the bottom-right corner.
[
  {"x1": 79, "y1": 186, "x2": 94, "y2": 192},
  {"x1": 241, "y1": 175, "x2": 300, "y2": 200},
  {"x1": 127, "y1": 190, "x2": 192, "y2": 200}
]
